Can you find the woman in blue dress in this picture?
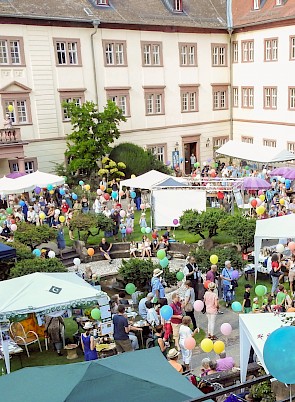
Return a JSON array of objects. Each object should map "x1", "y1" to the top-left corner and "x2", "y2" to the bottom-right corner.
[
  {"x1": 57, "y1": 224, "x2": 66, "y2": 257},
  {"x1": 81, "y1": 322, "x2": 98, "y2": 361}
]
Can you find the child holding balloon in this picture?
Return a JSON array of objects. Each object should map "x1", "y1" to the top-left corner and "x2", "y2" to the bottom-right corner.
[{"x1": 179, "y1": 316, "x2": 199, "y2": 371}]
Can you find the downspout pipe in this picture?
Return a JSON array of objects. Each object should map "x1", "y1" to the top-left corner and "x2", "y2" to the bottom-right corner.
[
  {"x1": 227, "y1": 0, "x2": 234, "y2": 141},
  {"x1": 91, "y1": 19, "x2": 100, "y2": 106}
]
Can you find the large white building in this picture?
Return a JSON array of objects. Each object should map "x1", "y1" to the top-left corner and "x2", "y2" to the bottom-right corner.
[{"x1": 0, "y1": 0, "x2": 294, "y2": 176}]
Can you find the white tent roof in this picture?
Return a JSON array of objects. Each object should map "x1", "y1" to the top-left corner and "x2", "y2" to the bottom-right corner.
[
  {"x1": 0, "y1": 272, "x2": 107, "y2": 317},
  {"x1": 120, "y1": 170, "x2": 171, "y2": 190},
  {"x1": 0, "y1": 176, "x2": 35, "y2": 195},
  {"x1": 239, "y1": 312, "x2": 295, "y2": 382},
  {"x1": 16, "y1": 170, "x2": 65, "y2": 189},
  {"x1": 216, "y1": 140, "x2": 295, "y2": 163}
]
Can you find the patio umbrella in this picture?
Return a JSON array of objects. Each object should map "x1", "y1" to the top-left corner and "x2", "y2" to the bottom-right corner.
[
  {"x1": 283, "y1": 169, "x2": 295, "y2": 180},
  {"x1": 6, "y1": 172, "x2": 27, "y2": 179},
  {"x1": 268, "y1": 167, "x2": 293, "y2": 177},
  {"x1": 236, "y1": 177, "x2": 271, "y2": 190}
]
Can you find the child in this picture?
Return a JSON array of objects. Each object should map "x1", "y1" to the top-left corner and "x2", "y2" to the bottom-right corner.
[
  {"x1": 275, "y1": 285, "x2": 286, "y2": 311},
  {"x1": 129, "y1": 241, "x2": 137, "y2": 258},
  {"x1": 120, "y1": 219, "x2": 127, "y2": 242},
  {"x1": 179, "y1": 316, "x2": 199, "y2": 371},
  {"x1": 252, "y1": 297, "x2": 260, "y2": 313},
  {"x1": 139, "y1": 212, "x2": 147, "y2": 228},
  {"x1": 126, "y1": 213, "x2": 133, "y2": 231},
  {"x1": 242, "y1": 284, "x2": 252, "y2": 314},
  {"x1": 146, "y1": 300, "x2": 159, "y2": 327}
]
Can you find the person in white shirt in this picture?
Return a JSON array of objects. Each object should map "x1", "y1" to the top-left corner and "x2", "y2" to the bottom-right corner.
[
  {"x1": 145, "y1": 301, "x2": 159, "y2": 327},
  {"x1": 179, "y1": 316, "x2": 199, "y2": 371},
  {"x1": 27, "y1": 206, "x2": 37, "y2": 224}
]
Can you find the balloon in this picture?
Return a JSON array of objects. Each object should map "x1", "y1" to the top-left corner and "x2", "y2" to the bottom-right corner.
[
  {"x1": 8, "y1": 104, "x2": 14, "y2": 112},
  {"x1": 259, "y1": 194, "x2": 265, "y2": 201},
  {"x1": 131, "y1": 174, "x2": 136, "y2": 179},
  {"x1": 194, "y1": 162, "x2": 198, "y2": 168},
  {"x1": 119, "y1": 190, "x2": 124, "y2": 197},
  {"x1": 59, "y1": 216, "x2": 65, "y2": 223},
  {"x1": 157, "y1": 250, "x2": 166, "y2": 260},
  {"x1": 32, "y1": 249, "x2": 41, "y2": 257},
  {"x1": 288, "y1": 241, "x2": 295, "y2": 251},
  {"x1": 160, "y1": 257, "x2": 169, "y2": 269},
  {"x1": 104, "y1": 193, "x2": 110, "y2": 201},
  {"x1": 126, "y1": 227, "x2": 132, "y2": 234},
  {"x1": 250, "y1": 199, "x2": 257, "y2": 207},
  {"x1": 263, "y1": 285, "x2": 268, "y2": 295},
  {"x1": 203, "y1": 162, "x2": 207, "y2": 166},
  {"x1": 111, "y1": 191, "x2": 118, "y2": 199},
  {"x1": 231, "y1": 301, "x2": 242, "y2": 312},
  {"x1": 258, "y1": 190, "x2": 263, "y2": 196},
  {"x1": 87, "y1": 248, "x2": 95, "y2": 257},
  {"x1": 79, "y1": 180, "x2": 84, "y2": 186},
  {"x1": 73, "y1": 258, "x2": 81, "y2": 266},
  {"x1": 176, "y1": 271, "x2": 184, "y2": 281},
  {"x1": 125, "y1": 283, "x2": 136, "y2": 295},
  {"x1": 10, "y1": 219, "x2": 15, "y2": 224},
  {"x1": 130, "y1": 191, "x2": 136, "y2": 199},
  {"x1": 160, "y1": 305, "x2": 173, "y2": 320},
  {"x1": 19, "y1": 200, "x2": 25, "y2": 207},
  {"x1": 231, "y1": 270, "x2": 239, "y2": 280},
  {"x1": 141, "y1": 227, "x2": 146, "y2": 234},
  {"x1": 263, "y1": 326, "x2": 295, "y2": 384},
  {"x1": 210, "y1": 254, "x2": 218, "y2": 264},
  {"x1": 256, "y1": 206, "x2": 265, "y2": 215},
  {"x1": 47, "y1": 184, "x2": 53, "y2": 191},
  {"x1": 97, "y1": 189, "x2": 103, "y2": 196},
  {"x1": 211, "y1": 172, "x2": 217, "y2": 178},
  {"x1": 72, "y1": 193, "x2": 78, "y2": 200},
  {"x1": 6, "y1": 208, "x2": 13, "y2": 214},
  {"x1": 59, "y1": 189, "x2": 65, "y2": 196},
  {"x1": 166, "y1": 161, "x2": 171, "y2": 166},
  {"x1": 184, "y1": 337, "x2": 196, "y2": 350},
  {"x1": 100, "y1": 185, "x2": 105, "y2": 191},
  {"x1": 213, "y1": 340, "x2": 225, "y2": 354},
  {"x1": 173, "y1": 219, "x2": 179, "y2": 225},
  {"x1": 245, "y1": 165, "x2": 249, "y2": 170},
  {"x1": 49, "y1": 190, "x2": 54, "y2": 195},
  {"x1": 84, "y1": 184, "x2": 90, "y2": 191},
  {"x1": 35, "y1": 187, "x2": 41, "y2": 194},
  {"x1": 120, "y1": 210, "x2": 126, "y2": 218},
  {"x1": 91, "y1": 308, "x2": 101, "y2": 320},
  {"x1": 10, "y1": 224, "x2": 17, "y2": 232},
  {"x1": 200, "y1": 338, "x2": 214, "y2": 353},
  {"x1": 48, "y1": 250, "x2": 56, "y2": 258},
  {"x1": 276, "y1": 244, "x2": 284, "y2": 253},
  {"x1": 140, "y1": 204, "x2": 145, "y2": 210},
  {"x1": 0, "y1": 227, "x2": 2, "y2": 234},
  {"x1": 220, "y1": 323, "x2": 232, "y2": 336},
  {"x1": 256, "y1": 198, "x2": 262, "y2": 207},
  {"x1": 204, "y1": 280, "x2": 211, "y2": 290},
  {"x1": 255, "y1": 285, "x2": 266, "y2": 297},
  {"x1": 145, "y1": 227, "x2": 151, "y2": 234},
  {"x1": 54, "y1": 209, "x2": 61, "y2": 216},
  {"x1": 39, "y1": 212, "x2": 46, "y2": 220},
  {"x1": 279, "y1": 198, "x2": 285, "y2": 205},
  {"x1": 194, "y1": 300, "x2": 204, "y2": 312}
]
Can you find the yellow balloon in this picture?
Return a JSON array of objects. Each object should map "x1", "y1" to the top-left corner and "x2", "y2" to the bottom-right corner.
[
  {"x1": 8, "y1": 104, "x2": 14, "y2": 112},
  {"x1": 259, "y1": 195, "x2": 265, "y2": 201},
  {"x1": 256, "y1": 206, "x2": 265, "y2": 215},
  {"x1": 200, "y1": 338, "x2": 214, "y2": 353},
  {"x1": 280, "y1": 199, "x2": 285, "y2": 205},
  {"x1": 210, "y1": 254, "x2": 218, "y2": 265},
  {"x1": 59, "y1": 216, "x2": 65, "y2": 223},
  {"x1": 39, "y1": 212, "x2": 45, "y2": 220},
  {"x1": 131, "y1": 174, "x2": 136, "y2": 179},
  {"x1": 84, "y1": 184, "x2": 90, "y2": 191},
  {"x1": 213, "y1": 340, "x2": 225, "y2": 354},
  {"x1": 49, "y1": 190, "x2": 54, "y2": 195}
]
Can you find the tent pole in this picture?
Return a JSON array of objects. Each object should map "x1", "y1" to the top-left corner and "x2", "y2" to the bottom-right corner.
[{"x1": 150, "y1": 191, "x2": 153, "y2": 229}]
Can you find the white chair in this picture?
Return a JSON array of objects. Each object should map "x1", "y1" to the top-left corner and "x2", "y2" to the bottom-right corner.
[{"x1": 10, "y1": 322, "x2": 42, "y2": 357}]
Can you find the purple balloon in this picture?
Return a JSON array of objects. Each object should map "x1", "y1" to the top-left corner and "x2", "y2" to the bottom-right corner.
[
  {"x1": 166, "y1": 161, "x2": 171, "y2": 166},
  {"x1": 173, "y1": 218, "x2": 178, "y2": 225},
  {"x1": 35, "y1": 186, "x2": 41, "y2": 194},
  {"x1": 231, "y1": 270, "x2": 239, "y2": 280}
]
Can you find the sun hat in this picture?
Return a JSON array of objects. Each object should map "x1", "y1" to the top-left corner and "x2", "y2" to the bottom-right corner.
[
  {"x1": 167, "y1": 348, "x2": 180, "y2": 359},
  {"x1": 208, "y1": 282, "x2": 216, "y2": 290},
  {"x1": 83, "y1": 322, "x2": 93, "y2": 330},
  {"x1": 153, "y1": 268, "x2": 163, "y2": 277},
  {"x1": 147, "y1": 292, "x2": 154, "y2": 298}
]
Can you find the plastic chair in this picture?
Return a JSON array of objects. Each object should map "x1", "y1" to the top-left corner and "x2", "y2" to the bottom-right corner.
[{"x1": 10, "y1": 322, "x2": 42, "y2": 357}]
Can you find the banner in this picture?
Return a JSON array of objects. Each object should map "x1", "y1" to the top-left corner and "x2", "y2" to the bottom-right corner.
[{"x1": 172, "y1": 151, "x2": 180, "y2": 168}]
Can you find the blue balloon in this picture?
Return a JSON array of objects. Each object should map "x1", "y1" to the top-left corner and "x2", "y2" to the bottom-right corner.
[
  {"x1": 130, "y1": 191, "x2": 136, "y2": 199},
  {"x1": 19, "y1": 200, "x2": 25, "y2": 207},
  {"x1": 59, "y1": 189, "x2": 65, "y2": 196},
  {"x1": 285, "y1": 179, "x2": 291, "y2": 190},
  {"x1": 160, "y1": 305, "x2": 173, "y2": 321},
  {"x1": 231, "y1": 301, "x2": 242, "y2": 312},
  {"x1": 145, "y1": 227, "x2": 151, "y2": 234},
  {"x1": 72, "y1": 193, "x2": 78, "y2": 200},
  {"x1": 47, "y1": 184, "x2": 53, "y2": 191},
  {"x1": 32, "y1": 249, "x2": 41, "y2": 257},
  {"x1": 79, "y1": 180, "x2": 84, "y2": 186},
  {"x1": 111, "y1": 191, "x2": 118, "y2": 199},
  {"x1": 263, "y1": 326, "x2": 295, "y2": 384},
  {"x1": 160, "y1": 257, "x2": 169, "y2": 269}
]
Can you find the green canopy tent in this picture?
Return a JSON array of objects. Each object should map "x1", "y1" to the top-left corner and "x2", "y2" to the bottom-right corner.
[{"x1": 0, "y1": 348, "x2": 209, "y2": 402}]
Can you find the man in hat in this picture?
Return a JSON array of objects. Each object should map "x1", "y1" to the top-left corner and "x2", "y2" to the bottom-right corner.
[
  {"x1": 138, "y1": 292, "x2": 154, "y2": 320},
  {"x1": 167, "y1": 348, "x2": 183, "y2": 373},
  {"x1": 151, "y1": 268, "x2": 166, "y2": 300},
  {"x1": 242, "y1": 284, "x2": 253, "y2": 313}
]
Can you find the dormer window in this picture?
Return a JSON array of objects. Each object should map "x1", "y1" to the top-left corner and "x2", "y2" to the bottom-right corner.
[
  {"x1": 276, "y1": 0, "x2": 282, "y2": 5},
  {"x1": 174, "y1": 0, "x2": 183, "y2": 12},
  {"x1": 97, "y1": 0, "x2": 109, "y2": 5},
  {"x1": 253, "y1": 0, "x2": 260, "y2": 9}
]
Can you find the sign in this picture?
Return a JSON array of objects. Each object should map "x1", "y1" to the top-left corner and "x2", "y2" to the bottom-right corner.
[
  {"x1": 172, "y1": 151, "x2": 180, "y2": 168},
  {"x1": 49, "y1": 286, "x2": 62, "y2": 295}
]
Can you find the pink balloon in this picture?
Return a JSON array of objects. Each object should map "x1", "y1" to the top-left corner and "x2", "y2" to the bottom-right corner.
[
  {"x1": 97, "y1": 189, "x2": 102, "y2": 196},
  {"x1": 184, "y1": 336, "x2": 196, "y2": 350},
  {"x1": 288, "y1": 241, "x2": 295, "y2": 251},
  {"x1": 194, "y1": 300, "x2": 204, "y2": 312},
  {"x1": 10, "y1": 224, "x2": 17, "y2": 232},
  {"x1": 220, "y1": 323, "x2": 232, "y2": 336},
  {"x1": 256, "y1": 198, "x2": 262, "y2": 207},
  {"x1": 258, "y1": 190, "x2": 263, "y2": 196},
  {"x1": 173, "y1": 219, "x2": 179, "y2": 225},
  {"x1": 120, "y1": 210, "x2": 126, "y2": 218},
  {"x1": 140, "y1": 204, "x2": 145, "y2": 210},
  {"x1": 126, "y1": 227, "x2": 132, "y2": 234}
]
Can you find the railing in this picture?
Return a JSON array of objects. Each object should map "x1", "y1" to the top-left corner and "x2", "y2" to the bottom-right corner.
[{"x1": 0, "y1": 127, "x2": 21, "y2": 143}]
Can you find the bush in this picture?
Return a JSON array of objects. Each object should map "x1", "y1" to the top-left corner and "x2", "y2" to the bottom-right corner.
[
  {"x1": 10, "y1": 258, "x2": 66, "y2": 278},
  {"x1": 219, "y1": 214, "x2": 256, "y2": 253},
  {"x1": 191, "y1": 246, "x2": 245, "y2": 273},
  {"x1": 69, "y1": 212, "x2": 114, "y2": 243},
  {"x1": 14, "y1": 223, "x2": 56, "y2": 250},
  {"x1": 180, "y1": 209, "x2": 226, "y2": 239}
]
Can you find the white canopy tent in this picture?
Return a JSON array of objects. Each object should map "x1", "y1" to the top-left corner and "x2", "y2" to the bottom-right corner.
[
  {"x1": 0, "y1": 272, "x2": 108, "y2": 318},
  {"x1": 119, "y1": 170, "x2": 171, "y2": 190},
  {"x1": 239, "y1": 312, "x2": 295, "y2": 383},
  {"x1": 0, "y1": 176, "x2": 35, "y2": 195},
  {"x1": 254, "y1": 214, "x2": 295, "y2": 281},
  {"x1": 15, "y1": 170, "x2": 65, "y2": 189},
  {"x1": 216, "y1": 140, "x2": 295, "y2": 163}
]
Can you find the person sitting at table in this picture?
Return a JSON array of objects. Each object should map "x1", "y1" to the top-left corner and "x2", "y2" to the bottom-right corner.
[
  {"x1": 81, "y1": 321, "x2": 98, "y2": 361},
  {"x1": 118, "y1": 291, "x2": 130, "y2": 306},
  {"x1": 216, "y1": 351, "x2": 235, "y2": 372},
  {"x1": 146, "y1": 301, "x2": 159, "y2": 327},
  {"x1": 200, "y1": 357, "x2": 211, "y2": 377},
  {"x1": 138, "y1": 292, "x2": 154, "y2": 320},
  {"x1": 167, "y1": 348, "x2": 183, "y2": 373},
  {"x1": 153, "y1": 324, "x2": 168, "y2": 357}
]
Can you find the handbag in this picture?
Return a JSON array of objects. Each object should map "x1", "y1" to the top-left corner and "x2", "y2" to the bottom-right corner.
[{"x1": 184, "y1": 302, "x2": 193, "y2": 312}]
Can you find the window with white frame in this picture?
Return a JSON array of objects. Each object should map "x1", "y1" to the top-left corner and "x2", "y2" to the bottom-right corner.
[
  {"x1": 179, "y1": 43, "x2": 197, "y2": 66},
  {"x1": 147, "y1": 144, "x2": 166, "y2": 162},
  {"x1": 3, "y1": 98, "x2": 30, "y2": 124},
  {"x1": 289, "y1": 87, "x2": 295, "y2": 109},
  {"x1": 253, "y1": 0, "x2": 260, "y2": 10},
  {"x1": 212, "y1": 85, "x2": 228, "y2": 110},
  {"x1": 143, "y1": 87, "x2": 165, "y2": 115},
  {"x1": 179, "y1": 86, "x2": 199, "y2": 112},
  {"x1": 106, "y1": 88, "x2": 131, "y2": 117},
  {"x1": 213, "y1": 137, "x2": 229, "y2": 148},
  {"x1": 54, "y1": 39, "x2": 81, "y2": 66},
  {"x1": 287, "y1": 142, "x2": 295, "y2": 153},
  {"x1": 59, "y1": 90, "x2": 85, "y2": 121},
  {"x1": 233, "y1": 87, "x2": 239, "y2": 107},
  {"x1": 290, "y1": 36, "x2": 295, "y2": 60},
  {"x1": 211, "y1": 44, "x2": 227, "y2": 66},
  {"x1": 0, "y1": 37, "x2": 25, "y2": 66},
  {"x1": 241, "y1": 136, "x2": 254, "y2": 144},
  {"x1": 174, "y1": 0, "x2": 183, "y2": 12},
  {"x1": 264, "y1": 87, "x2": 277, "y2": 109},
  {"x1": 141, "y1": 42, "x2": 162, "y2": 66},
  {"x1": 103, "y1": 40, "x2": 127, "y2": 66},
  {"x1": 97, "y1": 0, "x2": 109, "y2": 5},
  {"x1": 242, "y1": 87, "x2": 254, "y2": 108},
  {"x1": 263, "y1": 139, "x2": 277, "y2": 147},
  {"x1": 242, "y1": 40, "x2": 254, "y2": 62},
  {"x1": 264, "y1": 38, "x2": 278, "y2": 61},
  {"x1": 9, "y1": 159, "x2": 37, "y2": 174},
  {"x1": 232, "y1": 41, "x2": 238, "y2": 63},
  {"x1": 276, "y1": 0, "x2": 282, "y2": 5}
]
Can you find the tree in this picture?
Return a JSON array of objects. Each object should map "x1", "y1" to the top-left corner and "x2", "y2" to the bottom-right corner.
[
  {"x1": 219, "y1": 214, "x2": 256, "y2": 253},
  {"x1": 109, "y1": 143, "x2": 170, "y2": 178},
  {"x1": 69, "y1": 212, "x2": 114, "y2": 244},
  {"x1": 98, "y1": 157, "x2": 126, "y2": 182},
  {"x1": 64, "y1": 100, "x2": 126, "y2": 177},
  {"x1": 14, "y1": 223, "x2": 56, "y2": 250},
  {"x1": 180, "y1": 209, "x2": 226, "y2": 239},
  {"x1": 191, "y1": 246, "x2": 245, "y2": 272},
  {"x1": 10, "y1": 258, "x2": 66, "y2": 278}
]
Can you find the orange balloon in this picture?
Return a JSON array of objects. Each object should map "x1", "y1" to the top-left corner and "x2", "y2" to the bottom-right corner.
[
  {"x1": 204, "y1": 280, "x2": 211, "y2": 289},
  {"x1": 100, "y1": 185, "x2": 105, "y2": 191},
  {"x1": 87, "y1": 248, "x2": 95, "y2": 257},
  {"x1": 287, "y1": 307, "x2": 295, "y2": 312}
]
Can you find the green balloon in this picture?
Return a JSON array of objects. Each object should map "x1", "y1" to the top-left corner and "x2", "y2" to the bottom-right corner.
[
  {"x1": 157, "y1": 250, "x2": 166, "y2": 260},
  {"x1": 6, "y1": 207, "x2": 13, "y2": 214},
  {"x1": 160, "y1": 257, "x2": 169, "y2": 268},
  {"x1": 176, "y1": 271, "x2": 184, "y2": 281},
  {"x1": 245, "y1": 166, "x2": 249, "y2": 170},
  {"x1": 91, "y1": 308, "x2": 101, "y2": 320},
  {"x1": 255, "y1": 285, "x2": 265, "y2": 297},
  {"x1": 141, "y1": 227, "x2": 146, "y2": 234},
  {"x1": 194, "y1": 162, "x2": 198, "y2": 168},
  {"x1": 125, "y1": 283, "x2": 136, "y2": 295}
]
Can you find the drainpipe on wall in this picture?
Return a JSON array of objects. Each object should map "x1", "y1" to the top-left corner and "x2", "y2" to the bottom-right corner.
[
  {"x1": 91, "y1": 19, "x2": 100, "y2": 106},
  {"x1": 227, "y1": 0, "x2": 234, "y2": 141}
]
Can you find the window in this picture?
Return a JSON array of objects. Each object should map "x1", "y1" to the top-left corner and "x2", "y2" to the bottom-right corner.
[
  {"x1": 241, "y1": 136, "x2": 254, "y2": 144},
  {"x1": 179, "y1": 43, "x2": 197, "y2": 66},
  {"x1": 232, "y1": 41, "x2": 238, "y2": 63},
  {"x1": 0, "y1": 81, "x2": 32, "y2": 125},
  {"x1": 211, "y1": 44, "x2": 228, "y2": 66},
  {"x1": 141, "y1": 42, "x2": 163, "y2": 66},
  {"x1": 143, "y1": 86, "x2": 165, "y2": 115},
  {"x1": 253, "y1": 0, "x2": 260, "y2": 9},
  {"x1": 0, "y1": 37, "x2": 25, "y2": 66},
  {"x1": 59, "y1": 89, "x2": 85, "y2": 121},
  {"x1": 174, "y1": 0, "x2": 183, "y2": 11},
  {"x1": 106, "y1": 87, "x2": 131, "y2": 117},
  {"x1": 147, "y1": 144, "x2": 166, "y2": 162},
  {"x1": 97, "y1": 0, "x2": 109, "y2": 5},
  {"x1": 53, "y1": 39, "x2": 81, "y2": 66},
  {"x1": 276, "y1": 0, "x2": 282, "y2": 5},
  {"x1": 287, "y1": 142, "x2": 295, "y2": 153},
  {"x1": 241, "y1": 40, "x2": 254, "y2": 62},
  {"x1": 213, "y1": 137, "x2": 229, "y2": 148},
  {"x1": 242, "y1": 87, "x2": 254, "y2": 108},
  {"x1": 264, "y1": 38, "x2": 278, "y2": 61},
  {"x1": 289, "y1": 87, "x2": 295, "y2": 110},
  {"x1": 264, "y1": 87, "x2": 277, "y2": 109},
  {"x1": 9, "y1": 159, "x2": 37, "y2": 174},
  {"x1": 290, "y1": 36, "x2": 295, "y2": 60},
  {"x1": 233, "y1": 87, "x2": 239, "y2": 107},
  {"x1": 212, "y1": 85, "x2": 229, "y2": 110},
  {"x1": 263, "y1": 139, "x2": 277, "y2": 147},
  {"x1": 102, "y1": 40, "x2": 127, "y2": 66},
  {"x1": 179, "y1": 85, "x2": 199, "y2": 112}
]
